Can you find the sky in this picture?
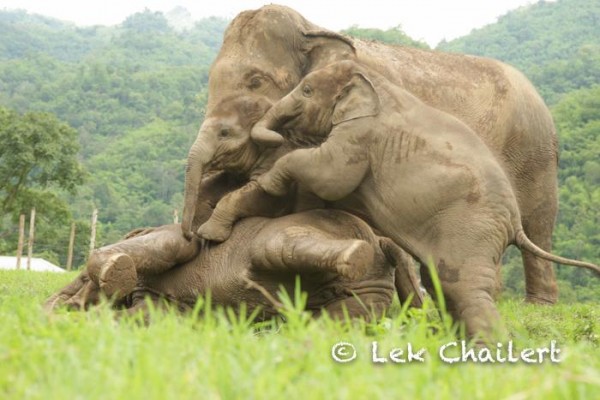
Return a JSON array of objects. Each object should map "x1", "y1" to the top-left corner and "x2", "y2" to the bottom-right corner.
[{"x1": 0, "y1": 0, "x2": 543, "y2": 47}]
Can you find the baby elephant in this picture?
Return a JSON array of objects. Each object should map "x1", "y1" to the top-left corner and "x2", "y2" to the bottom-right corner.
[
  {"x1": 199, "y1": 60, "x2": 600, "y2": 339},
  {"x1": 45, "y1": 210, "x2": 423, "y2": 320}
]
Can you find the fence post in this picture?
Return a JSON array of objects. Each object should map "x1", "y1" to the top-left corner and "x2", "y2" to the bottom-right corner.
[
  {"x1": 66, "y1": 222, "x2": 76, "y2": 271},
  {"x1": 26, "y1": 208, "x2": 36, "y2": 271},
  {"x1": 15, "y1": 214, "x2": 25, "y2": 269},
  {"x1": 173, "y1": 209, "x2": 179, "y2": 224},
  {"x1": 89, "y1": 208, "x2": 98, "y2": 256}
]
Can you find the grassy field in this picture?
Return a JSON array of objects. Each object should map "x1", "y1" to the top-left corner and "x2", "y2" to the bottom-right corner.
[{"x1": 0, "y1": 270, "x2": 599, "y2": 399}]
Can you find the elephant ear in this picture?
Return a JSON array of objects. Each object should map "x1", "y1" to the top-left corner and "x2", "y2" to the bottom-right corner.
[
  {"x1": 300, "y1": 29, "x2": 356, "y2": 72},
  {"x1": 332, "y1": 73, "x2": 380, "y2": 126},
  {"x1": 303, "y1": 30, "x2": 356, "y2": 50}
]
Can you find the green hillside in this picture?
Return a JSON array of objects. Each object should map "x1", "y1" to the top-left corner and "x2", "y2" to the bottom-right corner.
[
  {"x1": 437, "y1": 0, "x2": 600, "y2": 105},
  {"x1": 341, "y1": 25, "x2": 429, "y2": 49},
  {"x1": 0, "y1": 10, "x2": 109, "y2": 62}
]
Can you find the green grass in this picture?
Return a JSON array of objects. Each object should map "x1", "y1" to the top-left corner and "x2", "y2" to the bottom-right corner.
[{"x1": 1, "y1": 270, "x2": 599, "y2": 399}]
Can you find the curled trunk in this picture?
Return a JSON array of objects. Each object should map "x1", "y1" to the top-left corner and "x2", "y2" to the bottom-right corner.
[{"x1": 250, "y1": 95, "x2": 299, "y2": 147}]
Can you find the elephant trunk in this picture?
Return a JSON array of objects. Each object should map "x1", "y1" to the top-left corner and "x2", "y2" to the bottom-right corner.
[
  {"x1": 250, "y1": 94, "x2": 300, "y2": 147},
  {"x1": 181, "y1": 129, "x2": 216, "y2": 239}
]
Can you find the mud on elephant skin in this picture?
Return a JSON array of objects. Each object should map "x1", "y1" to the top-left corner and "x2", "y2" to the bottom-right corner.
[
  {"x1": 186, "y1": 4, "x2": 560, "y2": 304},
  {"x1": 45, "y1": 210, "x2": 423, "y2": 320},
  {"x1": 200, "y1": 60, "x2": 600, "y2": 339}
]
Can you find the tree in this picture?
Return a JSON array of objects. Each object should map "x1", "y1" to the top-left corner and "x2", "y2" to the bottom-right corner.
[
  {"x1": 437, "y1": 0, "x2": 600, "y2": 105},
  {"x1": 341, "y1": 25, "x2": 429, "y2": 49},
  {"x1": 0, "y1": 107, "x2": 85, "y2": 217}
]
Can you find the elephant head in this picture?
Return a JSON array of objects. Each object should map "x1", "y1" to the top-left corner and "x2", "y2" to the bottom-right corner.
[
  {"x1": 181, "y1": 95, "x2": 273, "y2": 238},
  {"x1": 251, "y1": 61, "x2": 381, "y2": 147},
  {"x1": 204, "y1": 5, "x2": 355, "y2": 116}
]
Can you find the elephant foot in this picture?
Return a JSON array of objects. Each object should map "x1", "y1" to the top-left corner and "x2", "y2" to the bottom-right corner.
[
  {"x1": 44, "y1": 294, "x2": 68, "y2": 313},
  {"x1": 525, "y1": 293, "x2": 558, "y2": 305},
  {"x1": 99, "y1": 253, "x2": 137, "y2": 299},
  {"x1": 197, "y1": 220, "x2": 232, "y2": 243},
  {"x1": 63, "y1": 297, "x2": 85, "y2": 311},
  {"x1": 334, "y1": 240, "x2": 372, "y2": 280}
]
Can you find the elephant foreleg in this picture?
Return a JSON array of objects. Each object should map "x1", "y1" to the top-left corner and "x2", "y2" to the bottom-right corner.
[
  {"x1": 44, "y1": 269, "x2": 95, "y2": 312},
  {"x1": 64, "y1": 279, "x2": 101, "y2": 310},
  {"x1": 197, "y1": 181, "x2": 295, "y2": 242}
]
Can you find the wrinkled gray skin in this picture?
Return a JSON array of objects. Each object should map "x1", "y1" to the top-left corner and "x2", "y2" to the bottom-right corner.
[
  {"x1": 182, "y1": 5, "x2": 559, "y2": 305},
  {"x1": 45, "y1": 210, "x2": 423, "y2": 319},
  {"x1": 198, "y1": 61, "x2": 600, "y2": 339},
  {"x1": 182, "y1": 94, "x2": 309, "y2": 236}
]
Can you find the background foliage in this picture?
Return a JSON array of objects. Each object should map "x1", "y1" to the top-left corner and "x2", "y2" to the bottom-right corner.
[
  {"x1": 341, "y1": 25, "x2": 429, "y2": 49},
  {"x1": 0, "y1": 0, "x2": 598, "y2": 300}
]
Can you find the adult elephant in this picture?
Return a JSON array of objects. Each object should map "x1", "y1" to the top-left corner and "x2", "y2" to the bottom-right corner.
[
  {"x1": 46, "y1": 210, "x2": 423, "y2": 319},
  {"x1": 182, "y1": 5, "x2": 559, "y2": 304}
]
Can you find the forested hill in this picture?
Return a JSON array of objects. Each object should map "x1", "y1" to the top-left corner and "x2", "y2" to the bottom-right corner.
[
  {"x1": 0, "y1": 11, "x2": 105, "y2": 62},
  {"x1": 0, "y1": 10, "x2": 226, "y2": 145},
  {"x1": 0, "y1": 3, "x2": 598, "y2": 300},
  {"x1": 0, "y1": 9, "x2": 228, "y2": 265},
  {"x1": 0, "y1": 9, "x2": 225, "y2": 62},
  {"x1": 438, "y1": 0, "x2": 600, "y2": 105}
]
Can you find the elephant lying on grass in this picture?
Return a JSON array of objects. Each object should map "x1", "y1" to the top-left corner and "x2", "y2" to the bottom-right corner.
[
  {"x1": 45, "y1": 210, "x2": 423, "y2": 319},
  {"x1": 198, "y1": 61, "x2": 600, "y2": 339}
]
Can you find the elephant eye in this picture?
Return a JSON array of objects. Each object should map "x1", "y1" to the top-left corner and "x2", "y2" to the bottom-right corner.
[
  {"x1": 218, "y1": 128, "x2": 231, "y2": 139},
  {"x1": 302, "y1": 85, "x2": 313, "y2": 98},
  {"x1": 248, "y1": 76, "x2": 262, "y2": 90}
]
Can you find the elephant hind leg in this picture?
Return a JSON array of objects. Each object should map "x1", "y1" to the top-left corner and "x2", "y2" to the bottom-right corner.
[
  {"x1": 519, "y1": 173, "x2": 559, "y2": 304},
  {"x1": 521, "y1": 210, "x2": 558, "y2": 304},
  {"x1": 424, "y1": 256, "x2": 506, "y2": 341},
  {"x1": 251, "y1": 226, "x2": 374, "y2": 280}
]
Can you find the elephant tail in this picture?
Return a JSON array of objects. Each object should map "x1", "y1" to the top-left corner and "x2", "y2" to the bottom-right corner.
[
  {"x1": 515, "y1": 230, "x2": 600, "y2": 276},
  {"x1": 379, "y1": 237, "x2": 424, "y2": 308}
]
